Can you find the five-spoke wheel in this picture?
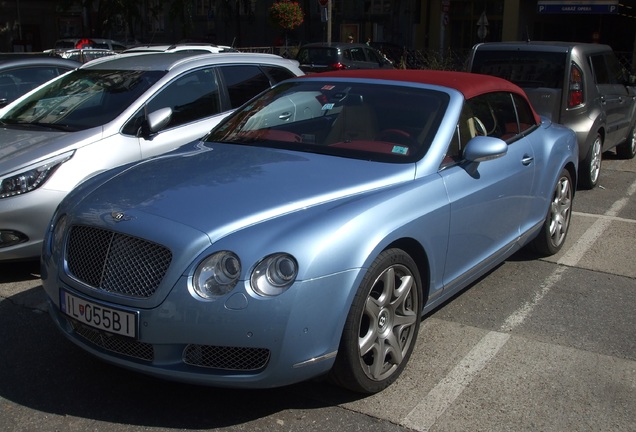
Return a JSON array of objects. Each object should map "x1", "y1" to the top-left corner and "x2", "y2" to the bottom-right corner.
[
  {"x1": 329, "y1": 249, "x2": 422, "y2": 393},
  {"x1": 531, "y1": 169, "x2": 573, "y2": 255}
]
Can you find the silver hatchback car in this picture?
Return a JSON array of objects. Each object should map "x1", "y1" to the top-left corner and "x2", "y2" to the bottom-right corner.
[
  {"x1": 0, "y1": 52, "x2": 303, "y2": 261},
  {"x1": 468, "y1": 41, "x2": 636, "y2": 189}
]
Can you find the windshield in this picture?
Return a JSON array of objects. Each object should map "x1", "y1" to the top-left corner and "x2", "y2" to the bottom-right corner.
[
  {"x1": 471, "y1": 50, "x2": 566, "y2": 89},
  {"x1": 1, "y1": 69, "x2": 165, "y2": 131},
  {"x1": 206, "y1": 80, "x2": 448, "y2": 163}
]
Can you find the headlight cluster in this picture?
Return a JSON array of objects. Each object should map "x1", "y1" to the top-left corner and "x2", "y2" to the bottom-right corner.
[
  {"x1": 251, "y1": 254, "x2": 298, "y2": 296},
  {"x1": 0, "y1": 152, "x2": 73, "y2": 199},
  {"x1": 193, "y1": 251, "x2": 298, "y2": 299}
]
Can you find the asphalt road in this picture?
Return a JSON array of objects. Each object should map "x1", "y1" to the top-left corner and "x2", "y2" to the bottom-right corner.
[{"x1": 1, "y1": 151, "x2": 634, "y2": 432}]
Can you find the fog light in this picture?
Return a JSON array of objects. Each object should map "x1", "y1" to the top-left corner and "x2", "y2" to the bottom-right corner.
[{"x1": 0, "y1": 230, "x2": 28, "y2": 248}]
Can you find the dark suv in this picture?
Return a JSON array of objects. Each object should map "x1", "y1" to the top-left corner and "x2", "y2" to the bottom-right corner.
[
  {"x1": 296, "y1": 42, "x2": 393, "y2": 74},
  {"x1": 468, "y1": 41, "x2": 636, "y2": 189}
]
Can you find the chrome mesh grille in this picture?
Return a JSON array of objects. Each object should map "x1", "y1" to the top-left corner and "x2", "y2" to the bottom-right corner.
[
  {"x1": 66, "y1": 225, "x2": 172, "y2": 298},
  {"x1": 183, "y1": 344, "x2": 270, "y2": 371},
  {"x1": 71, "y1": 320, "x2": 154, "y2": 361}
]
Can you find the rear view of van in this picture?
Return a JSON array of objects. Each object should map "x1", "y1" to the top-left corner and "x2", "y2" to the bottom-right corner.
[{"x1": 468, "y1": 41, "x2": 636, "y2": 189}]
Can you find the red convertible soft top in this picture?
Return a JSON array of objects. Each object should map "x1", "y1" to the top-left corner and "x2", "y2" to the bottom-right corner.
[{"x1": 304, "y1": 69, "x2": 541, "y2": 124}]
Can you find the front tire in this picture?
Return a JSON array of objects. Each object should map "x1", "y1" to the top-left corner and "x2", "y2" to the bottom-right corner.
[
  {"x1": 616, "y1": 125, "x2": 636, "y2": 159},
  {"x1": 329, "y1": 249, "x2": 422, "y2": 393},
  {"x1": 579, "y1": 133, "x2": 602, "y2": 189},
  {"x1": 531, "y1": 169, "x2": 573, "y2": 256}
]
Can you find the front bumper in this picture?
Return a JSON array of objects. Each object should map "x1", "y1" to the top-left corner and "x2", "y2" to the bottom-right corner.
[
  {"x1": 0, "y1": 188, "x2": 66, "y2": 261},
  {"x1": 43, "y1": 269, "x2": 360, "y2": 389}
]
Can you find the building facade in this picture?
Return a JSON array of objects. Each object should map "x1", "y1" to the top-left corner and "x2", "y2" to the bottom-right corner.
[{"x1": 0, "y1": 0, "x2": 634, "y2": 66}]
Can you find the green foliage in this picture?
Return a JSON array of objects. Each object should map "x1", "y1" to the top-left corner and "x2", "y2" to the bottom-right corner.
[{"x1": 268, "y1": 0, "x2": 304, "y2": 31}]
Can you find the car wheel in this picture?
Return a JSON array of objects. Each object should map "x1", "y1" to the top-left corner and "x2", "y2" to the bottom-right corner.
[
  {"x1": 531, "y1": 169, "x2": 573, "y2": 256},
  {"x1": 579, "y1": 133, "x2": 602, "y2": 189},
  {"x1": 329, "y1": 248, "x2": 422, "y2": 393},
  {"x1": 616, "y1": 125, "x2": 636, "y2": 159}
]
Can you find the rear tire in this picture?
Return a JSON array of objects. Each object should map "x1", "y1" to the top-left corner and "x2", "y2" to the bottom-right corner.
[
  {"x1": 531, "y1": 169, "x2": 573, "y2": 256},
  {"x1": 579, "y1": 133, "x2": 602, "y2": 189},
  {"x1": 329, "y1": 249, "x2": 422, "y2": 393},
  {"x1": 616, "y1": 126, "x2": 636, "y2": 159}
]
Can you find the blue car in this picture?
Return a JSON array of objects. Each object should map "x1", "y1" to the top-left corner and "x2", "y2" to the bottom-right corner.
[{"x1": 41, "y1": 70, "x2": 578, "y2": 393}]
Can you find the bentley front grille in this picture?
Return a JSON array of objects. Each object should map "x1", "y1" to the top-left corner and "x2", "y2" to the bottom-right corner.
[{"x1": 66, "y1": 225, "x2": 172, "y2": 298}]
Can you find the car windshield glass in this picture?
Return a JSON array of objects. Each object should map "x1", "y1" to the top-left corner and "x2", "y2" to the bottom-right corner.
[
  {"x1": 297, "y1": 47, "x2": 338, "y2": 64},
  {"x1": 1, "y1": 68, "x2": 165, "y2": 130},
  {"x1": 472, "y1": 51, "x2": 566, "y2": 88},
  {"x1": 206, "y1": 80, "x2": 448, "y2": 163}
]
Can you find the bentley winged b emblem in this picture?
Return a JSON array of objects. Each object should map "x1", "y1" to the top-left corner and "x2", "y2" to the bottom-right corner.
[{"x1": 111, "y1": 211, "x2": 133, "y2": 222}]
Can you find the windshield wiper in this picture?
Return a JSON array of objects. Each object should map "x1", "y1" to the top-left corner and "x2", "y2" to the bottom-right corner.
[{"x1": 8, "y1": 122, "x2": 77, "y2": 132}]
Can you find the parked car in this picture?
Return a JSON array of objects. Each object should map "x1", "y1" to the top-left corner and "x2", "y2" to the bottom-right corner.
[
  {"x1": 60, "y1": 48, "x2": 117, "y2": 63},
  {"x1": 468, "y1": 41, "x2": 636, "y2": 189},
  {"x1": 296, "y1": 42, "x2": 394, "y2": 73},
  {"x1": 53, "y1": 38, "x2": 128, "y2": 52},
  {"x1": 0, "y1": 52, "x2": 303, "y2": 261},
  {"x1": 0, "y1": 54, "x2": 79, "y2": 108},
  {"x1": 41, "y1": 69, "x2": 578, "y2": 393},
  {"x1": 123, "y1": 43, "x2": 238, "y2": 54}
]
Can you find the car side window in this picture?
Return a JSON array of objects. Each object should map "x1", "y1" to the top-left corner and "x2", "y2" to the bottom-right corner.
[
  {"x1": 261, "y1": 65, "x2": 296, "y2": 84},
  {"x1": 349, "y1": 47, "x2": 367, "y2": 62},
  {"x1": 219, "y1": 65, "x2": 272, "y2": 108},
  {"x1": 590, "y1": 54, "x2": 610, "y2": 85},
  {"x1": 442, "y1": 103, "x2": 474, "y2": 167},
  {"x1": 365, "y1": 48, "x2": 382, "y2": 63},
  {"x1": 443, "y1": 92, "x2": 532, "y2": 168},
  {"x1": 604, "y1": 53, "x2": 628, "y2": 84},
  {"x1": 465, "y1": 92, "x2": 519, "y2": 140},
  {"x1": 122, "y1": 68, "x2": 221, "y2": 135},
  {"x1": 512, "y1": 93, "x2": 537, "y2": 134}
]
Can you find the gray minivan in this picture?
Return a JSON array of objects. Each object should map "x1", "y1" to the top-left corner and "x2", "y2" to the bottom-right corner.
[{"x1": 468, "y1": 41, "x2": 636, "y2": 189}]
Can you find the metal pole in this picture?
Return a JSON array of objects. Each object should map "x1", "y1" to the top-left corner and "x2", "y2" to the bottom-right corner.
[{"x1": 327, "y1": 0, "x2": 332, "y2": 43}]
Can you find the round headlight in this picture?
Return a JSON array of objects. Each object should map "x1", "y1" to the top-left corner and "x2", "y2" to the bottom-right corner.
[
  {"x1": 193, "y1": 251, "x2": 241, "y2": 299},
  {"x1": 251, "y1": 253, "x2": 298, "y2": 296}
]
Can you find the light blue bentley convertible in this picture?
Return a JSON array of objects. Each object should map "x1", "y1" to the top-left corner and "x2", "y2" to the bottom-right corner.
[{"x1": 41, "y1": 70, "x2": 578, "y2": 394}]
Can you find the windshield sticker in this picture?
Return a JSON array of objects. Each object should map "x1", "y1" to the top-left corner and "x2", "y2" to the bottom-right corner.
[
  {"x1": 322, "y1": 103, "x2": 335, "y2": 111},
  {"x1": 392, "y1": 146, "x2": 409, "y2": 155},
  {"x1": 321, "y1": 85, "x2": 335, "y2": 90}
]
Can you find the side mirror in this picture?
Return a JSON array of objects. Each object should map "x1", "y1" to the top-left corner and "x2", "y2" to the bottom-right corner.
[
  {"x1": 140, "y1": 107, "x2": 172, "y2": 139},
  {"x1": 463, "y1": 136, "x2": 508, "y2": 163}
]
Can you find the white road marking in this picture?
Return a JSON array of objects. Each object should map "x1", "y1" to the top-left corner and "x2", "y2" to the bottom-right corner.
[
  {"x1": 401, "y1": 331, "x2": 510, "y2": 432},
  {"x1": 401, "y1": 178, "x2": 636, "y2": 431}
]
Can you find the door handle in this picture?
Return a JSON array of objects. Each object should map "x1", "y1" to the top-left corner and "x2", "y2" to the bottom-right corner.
[{"x1": 522, "y1": 155, "x2": 534, "y2": 165}]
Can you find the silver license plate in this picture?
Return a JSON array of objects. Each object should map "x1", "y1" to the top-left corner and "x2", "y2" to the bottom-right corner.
[{"x1": 60, "y1": 290, "x2": 137, "y2": 338}]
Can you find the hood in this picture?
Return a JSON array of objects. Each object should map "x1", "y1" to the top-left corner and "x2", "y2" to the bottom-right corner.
[
  {"x1": 0, "y1": 126, "x2": 100, "y2": 173},
  {"x1": 74, "y1": 142, "x2": 415, "y2": 243}
]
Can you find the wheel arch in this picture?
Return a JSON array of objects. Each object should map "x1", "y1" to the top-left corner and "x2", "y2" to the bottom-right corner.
[
  {"x1": 565, "y1": 161, "x2": 578, "y2": 198},
  {"x1": 383, "y1": 237, "x2": 431, "y2": 304}
]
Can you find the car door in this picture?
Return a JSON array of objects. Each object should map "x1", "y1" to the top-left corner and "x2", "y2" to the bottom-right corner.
[
  {"x1": 590, "y1": 52, "x2": 632, "y2": 147},
  {"x1": 439, "y1": 92, "x2": 536, "y2": 289},
  {"x1": 122, "y1": 66, "x2": 227, "y2": 159}
]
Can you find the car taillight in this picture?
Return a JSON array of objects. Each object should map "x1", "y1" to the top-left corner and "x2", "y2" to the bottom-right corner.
[
  {"x1": 568, "y1": 64, "x2": 584, "y2": 108},
  {"x1": 330, "y1": 63, "x2": 347, "y2": 70}
]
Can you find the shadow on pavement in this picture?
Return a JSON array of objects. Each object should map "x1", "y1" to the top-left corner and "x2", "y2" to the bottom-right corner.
[{"x1": 0, "y1": 284, "x2": 366, "y2": 429}]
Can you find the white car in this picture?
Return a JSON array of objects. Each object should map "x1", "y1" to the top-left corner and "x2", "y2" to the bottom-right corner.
[
  {"x1": 0, "y1": 51, "x2": 303, "y2": 261},
  {"x1": 123, "y1": 43, "x2": 238, "y2": 54}
]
